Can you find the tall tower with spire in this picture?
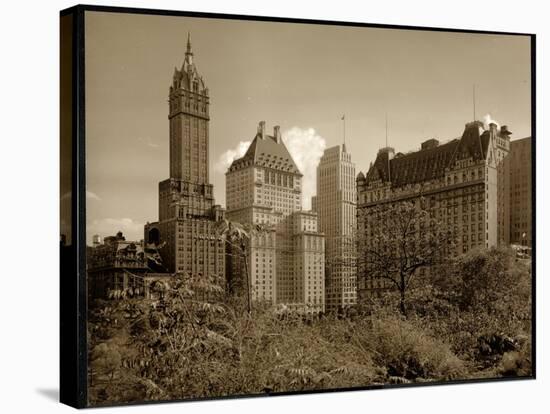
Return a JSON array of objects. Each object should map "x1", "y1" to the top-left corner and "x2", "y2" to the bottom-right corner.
[
  {"x1": 145, "y1": 35, "x2": 226, "y2": 279},
  {"x1": 168, "y1": 33, "x2": 210, "y2": 185}
]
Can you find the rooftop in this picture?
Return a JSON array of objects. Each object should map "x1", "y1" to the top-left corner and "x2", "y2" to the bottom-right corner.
[
  {"x1": 361, "y1": 121, "x2": 504, "y2": 188},
  {"x1": 228, "y1": 121, "x2": 302, "y2": 175}
]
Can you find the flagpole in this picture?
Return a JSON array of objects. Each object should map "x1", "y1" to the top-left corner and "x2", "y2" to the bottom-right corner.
[{"x1": 343, "y1": 114, "x2": 346, "y2": 147}]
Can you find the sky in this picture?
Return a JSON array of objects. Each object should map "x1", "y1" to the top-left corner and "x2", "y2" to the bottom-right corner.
[{"x1": 85, "y1": 11, "x2": 532, "y2": 243}]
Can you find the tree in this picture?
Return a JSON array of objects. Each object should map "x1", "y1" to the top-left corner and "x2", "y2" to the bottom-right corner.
[
  {"x1": 90, "y1": 342, "x2": 122, "y2": 384},
  {"x1": 436, "y1": 247, "x2": 531, "y2": 315},
  {"x1": 216, "y1": 219, "x2": 268, "y2": 314},
  {"x1": 420, "y1": 247, "x2": 532, "y2": 367},
  {"x1": 357, "y1": 198, "x2": 455, "y2": 316},
  {"x1": 88, "y1": 271, "x2": 232, "y2": 404}
]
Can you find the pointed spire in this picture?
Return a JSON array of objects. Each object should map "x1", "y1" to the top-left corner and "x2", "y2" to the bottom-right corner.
[
  {"x1": 186, "y1": 32, "x2": 192, "y2": 54},
  {"x1": 185, "y1": 32, "x2": 194, "y2": 65}
]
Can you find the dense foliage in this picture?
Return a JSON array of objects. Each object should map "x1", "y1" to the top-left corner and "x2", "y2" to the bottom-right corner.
[{"x1": 88, "y1": 247, "x2": 532, "y2": 406}]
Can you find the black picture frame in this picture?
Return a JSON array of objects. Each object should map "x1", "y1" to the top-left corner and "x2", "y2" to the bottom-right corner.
[{"x1": 60, "y1": 4, "x2": 536, "y2": 409}]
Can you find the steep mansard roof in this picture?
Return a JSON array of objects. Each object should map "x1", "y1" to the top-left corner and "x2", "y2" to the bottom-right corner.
[
  {"x1": 228, "y1": 133, "x2": 302, "y2": 175},
  {"x1": 364, "y1": 121, "x2": 492, "y2": 187}
]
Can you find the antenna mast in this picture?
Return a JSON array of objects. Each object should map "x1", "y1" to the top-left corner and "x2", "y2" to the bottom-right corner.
[
  {"x1": 386, "y1": 113, "x2": 391, "y2": 183},
  {"x1": 385, "y1": 113, "x2": 388, "y2": 148}
]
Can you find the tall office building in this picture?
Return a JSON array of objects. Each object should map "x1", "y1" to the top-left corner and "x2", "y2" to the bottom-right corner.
[
  {"x1": 226, "y1": 121, "x2": 325, "y2": 313},
  {"x1": 144, "y1": 35, "x2": 226, "y2": 279},
  {"x1": 496, "y1": 126, "x2": 512, "y2": 246},
  {"x1": 356, "y1": 121, "x2": 512, "y2": 299},
  {"x1": 316, "y1": 145, "x2": 357, "y2": 312},
  {"x1": 509, "y1": 137, "x2": 532, "y2": 246}
]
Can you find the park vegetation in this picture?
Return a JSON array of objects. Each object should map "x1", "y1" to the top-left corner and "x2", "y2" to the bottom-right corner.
[
  {"x1": 87, "y1": 246, "x2": 531, "y2": 406},
  {"x1": 87, "y1": 205, "x2": 532, "y2": 406}
]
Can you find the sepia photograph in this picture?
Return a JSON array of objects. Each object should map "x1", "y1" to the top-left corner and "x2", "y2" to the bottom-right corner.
[{"x1": 72, "y1": 7, "x2": 533, "y2": 407}]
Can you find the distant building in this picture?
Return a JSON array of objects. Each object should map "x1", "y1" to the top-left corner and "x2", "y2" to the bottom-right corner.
[
  {"x1": 144, "y1": 35, "x2": 226, "y2": 281},
  {"x1": 315, "y1": 145, "x2": 357, "y2": 312},
  {"x1": 356, "y1": 121, "x2": 512, "y2": 300},
  {"x1": 87, "y1": 231, "x2": 170, "y2": 301},
  {"x1": 92, "y1": 234, "x2": 102, "y2": 247},
  {"x1": 509, "y1": 137, "x2": 532, "y2": 246},
  {"x1": 496, "y1": 125, "x2": 512, "y2": 246},
  {"x1": 225, "y1": 121, "x2": 325, "y2": 313}
]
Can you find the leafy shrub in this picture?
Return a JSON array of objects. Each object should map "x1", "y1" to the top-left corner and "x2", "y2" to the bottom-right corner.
[
  {"x1": 498, "y1": 337, "x2": 531, "y2": 377},
  {"x1": 365, "y1": 316, "x2": 466, "y2": 381}
]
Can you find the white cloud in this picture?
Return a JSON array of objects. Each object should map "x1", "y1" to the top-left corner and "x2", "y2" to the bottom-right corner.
[
  {"x1": 214, "y1": 140, "x2": 251, "y2": 173},
  {"x1": 482, "y1": 114, "x2": 500, "y2": 130},
  {"x1": 282, "y1": 127, "x2": 327, "y2": 210},
  {"x1": 87, "y1": 217, "x2": 144, "y2": 244},
  {"x1": 61, "y1": 190, "x2": 100, "y2": 201},
  {"x1": 213, "y1": 127, "x2": 326, "y2": 210},
  {"x1": 86, "y1": 190, "x2": 101, "y2": 201},
  {"x1": 138, "y1": 136, "x2": 159, "y2": 149}
]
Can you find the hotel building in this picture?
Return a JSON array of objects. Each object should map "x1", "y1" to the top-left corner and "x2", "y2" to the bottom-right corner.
[
  {"x1": 226, "y1": 121, "x2": 325, "y2": 313},
  {"x1": 356, "y1": 121, "x2": 512, "y2": 299},
  {"x1": 144, "y1": 36, "x2": 226, "y2": 281}
]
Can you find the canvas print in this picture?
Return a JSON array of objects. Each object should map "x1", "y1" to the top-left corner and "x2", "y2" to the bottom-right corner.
[{"x1": 78, "y1": 8, "x2": 533, "y2": 407}]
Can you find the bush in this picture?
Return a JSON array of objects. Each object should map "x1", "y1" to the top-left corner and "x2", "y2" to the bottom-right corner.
[
  {"x1": 364, "y1": 316, "x2": 466, "y2": 381},
  {"x1": 498, "y1": 337, "x2": 532, "y2": 377}
]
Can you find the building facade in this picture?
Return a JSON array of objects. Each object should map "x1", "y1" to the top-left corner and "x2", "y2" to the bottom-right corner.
[
  {"x1": 144, "y1": 36, "x2": 226, "y2": 281},
  {"x1": 226, "y1": 121, "x2": 325, "y2": 313},
  {"x1": 509, "y1": 137, "x2": 532, "y2": 246},
  {"x1": 87, "y1": 232, "x2": 171, "y2": 301},
  {"x1": 496, "y1": 126, "x2": 512, "y2": 246},
  {"x1": 356, "y1": 121, "x2": 512, "y2": 300},
  {"x1": 315, "y1": 145, "x2": 357, "y2": 312}
]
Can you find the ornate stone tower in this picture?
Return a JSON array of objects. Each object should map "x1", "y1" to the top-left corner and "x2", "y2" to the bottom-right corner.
[
  {"x1": 168, "y1": 33, "x2": 210, "y2": 184},
  {"x1": 145, "y1": 35, "x2": 226, "y2": 279}
]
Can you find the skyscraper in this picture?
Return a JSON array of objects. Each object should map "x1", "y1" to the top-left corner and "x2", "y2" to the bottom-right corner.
[
  {"x1": 144, "y1": 35, "x2": 226, "y2": 279},
  {"x1": 510, "y1": 137, "x2": 532, "y2": 247},
  {"x1": 496, "y1": 126, "x2": 512, "y2": 246},
  {"x1": 315, "y1": 145, "x2": 357, "y2": 312},
  {"x1": 226, "y1": 121, "x2": 325, "y2": 312}
]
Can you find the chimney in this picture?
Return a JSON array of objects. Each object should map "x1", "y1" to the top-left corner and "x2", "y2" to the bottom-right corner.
[
  {"x1": 421, "y1": 139, "x2": 439, "y2": 150},
  {"x1": 500, "y1": 125, "x2": 512, "y2": 137},
  {"x1": 378, "y1": 146, "x2": 395, "y2": 160},
  {"x1": 92, "y1": 234, "x2": 102, "y2": 247},
  {"x1": 274, "y1": 125, "x2": 281, "y2": 143},
  {"x1": 257, "y1": 121, "x2": 266, "y2": 139}
]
